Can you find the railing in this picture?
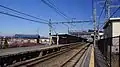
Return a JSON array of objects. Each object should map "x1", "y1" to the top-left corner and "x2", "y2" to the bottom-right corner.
[{"x1": 97, "y1": 36, "x2": 120, "y2": 67}]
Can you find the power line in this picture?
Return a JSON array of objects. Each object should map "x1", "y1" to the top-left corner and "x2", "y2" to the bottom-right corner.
[
  {"x1": 51, "y1": 20, "x2": 91, "y2": 32},
  {"x1": 0, "y1": 11, "x2": 48, "y2": 24},
  {"x1": 0, "y1": 4, "x2": 59, "y2": 35},
  {"x1": 98, "y1": 0, "x2": 107, "y2": 20},
  {"x1": 46, "y1": 0, "x2": 76, "y2": 27},
  {"x1": 41, "y1": 0, "x2": 70, "y2": 21},
  {"x1": 41, "y1": 0, "x2": 73, "y2": 34},
  {"x1": 51, "y1": 26, "x2": 57, "y2": 34},
  {"x1": 97, "y1": 0, "x2": 107, "y2": 39},
  {"x1": 109, "y1": 6, "x2": 120, "y2": 18},
  {"x1": 99, "y1": 6, "x2": 120, "y2": 30},
  {"x1": 0, "y1": 4, "x2": 49, "y2": 22},
  {"x1": 51, "y1": 20, "x2": 91, "y2": 24},
  {"x1": 41, "y1": 0, "x2": 91, "y2": 31},
  {"x1": 47, "y1": 0, "x2": 71, "y2": 20},
  {"x1": 41, "y1": 0, "x2": 69, "y2": 20}
]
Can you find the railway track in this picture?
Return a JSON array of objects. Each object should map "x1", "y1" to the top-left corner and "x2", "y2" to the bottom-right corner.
[
  {"x1": 60, "y1": 44, "x2": 90, "y2": 67},
  {"x1": 9, "y1": 43, "x2": 90, "y2": 67}
]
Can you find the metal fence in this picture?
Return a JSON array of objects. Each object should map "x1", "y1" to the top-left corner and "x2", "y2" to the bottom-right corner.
[{"x1": 97, "y1": 36, "x2": 120, "y2": 67}]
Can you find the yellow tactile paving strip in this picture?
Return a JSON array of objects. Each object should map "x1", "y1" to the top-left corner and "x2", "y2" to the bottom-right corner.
[{"x1": 89, "y1": 46, "x2": 94, "y2": 67}]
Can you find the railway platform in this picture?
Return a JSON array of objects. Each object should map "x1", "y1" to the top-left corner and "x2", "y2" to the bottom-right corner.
[
  {"x1": 0, "y1": 45, "x2": 54, "y2": 57},
  {"x1": 89, "y1": 45, "x2": 110, "y2": 67},
  {"x1": 0, "y1": 43, "x2": 114, "y2": 67},
  {"x1": 94, "y1": 46, "x2": 109, "y2": 67}
]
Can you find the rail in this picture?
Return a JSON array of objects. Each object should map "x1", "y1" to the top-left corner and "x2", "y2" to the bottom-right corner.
[
  {"x1": 8, "y1": 42, "x2": 88, "y2": 67},
  {"x1": 10, "y1": 43, "x2": 90, "y2": 67},
  {"x1": 60, "y1": 44, "x2": 90, "y2": 67}
]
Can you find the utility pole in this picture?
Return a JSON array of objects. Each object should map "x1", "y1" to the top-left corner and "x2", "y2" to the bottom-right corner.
[
  {"x1": 97, "y1": 0, "x2": 110, "y2": 40},
  {"x1": 36, "y1": 28, "x2": 39, "y2": 35},
  {"x1": 49, "y1": 19, "x2": 52, "y2": 45},
  {"x1": 105, "y1": 0, "x2": 110, "y2": 19},
  {"x1": 63, "y1": 24, "x2": 70, "y2": 34},
  {"x1": 97, "y1": 20, "x2": 100, "y2": 40},
  {"x1": 68, "y1": 27, "x2": 69, "y2": 34},
  {"x1": 97, "y1": 0, "x2": 119, "y2": 39},
  {"x1": 93, "y1": 8, "x2": 96, "y2": 47},
  {"x1": 93, "y1": 0, "x2": 96, "y2": 47},
  {"x1": 56, "y1": 33, "x2": 59, "y2": 45}
]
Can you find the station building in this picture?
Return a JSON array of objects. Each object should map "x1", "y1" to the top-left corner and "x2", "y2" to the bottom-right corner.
[{"x1": 103, "y1": 18, "x2": 120, "y2": 53}]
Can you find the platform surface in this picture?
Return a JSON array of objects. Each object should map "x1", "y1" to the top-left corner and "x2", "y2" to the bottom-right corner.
[
  {"x1": 94, "y1": 46, "x2": 109, "y2": 67},
  {"x1": 0, "y1": 44, "x2": 60, "y2": 57}
]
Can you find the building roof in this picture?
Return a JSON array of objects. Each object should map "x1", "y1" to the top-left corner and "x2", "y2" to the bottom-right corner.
[
  {"x1": 103, "y1": 17, "x2": 120, "y2": 29},
  {"x1": 14, "y1": 34, "x2": 40, "y2": 39},
  {"x1": 40, "y1": 36, "x2": 49, "y2": 39},
  {"x1": 88, "y1": 29, "x2": 103, "y2": 33},
  {"x1": 52, "y1": 34, "x2": 75, "y2": 37},
  {"x1": 69, "y1": 32, "x2": 92, "y2": 35},
  {"x1": 0, "y1": 36, "x2": 3, "y2": 38},
  {"x1": 52, "y1": 34, "x2": 87, "y2": 40},
  {"x1": 110, "y1": 18, "x2": 120, "y2": 20}
]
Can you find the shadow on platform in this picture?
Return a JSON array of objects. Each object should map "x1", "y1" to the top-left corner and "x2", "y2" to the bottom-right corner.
[{"x1": 94, "y1": 46, "x2": 109, "y2": 67}]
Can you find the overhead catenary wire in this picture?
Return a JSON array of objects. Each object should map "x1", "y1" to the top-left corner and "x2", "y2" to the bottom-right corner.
[
  {"x1": 109, "y1": 6, "x2": 120, "y2": 18},
  {"x1": 47, "y1": 0, "x2": 71, "y2": 20},
  {"x1": 0, "y1": 1, "x2": 92, "y2": 35},
  {"x1": 41, "y1": 0, "x2": 71, "y2": 21},
  {"x1": 41, "y1": 0, "x2": 73, "y2": 35},
  {"x1": 0, "y1": 2, "x2": 71, "y2": 36},
  {"x1": 51, "y1": 20, "x2": 91, "y2": 24},
  {"x1": 0, "y1": 11, "x2": 48, "y2": 24},
  {"x1": 51, "y1": 26, "x2": 57, "y2": 34},
  {"x1": 0, "y1": 4, "x2": 59, "y2": 35},
  {"x1": 99, "y1": 6, "x2": 120, "y2": 30},
  {"x1": 98, "y1": 0, "x2": 107, "y2": 20},
  {"x1": 46, "y1": 0, "x2": 80, "y2": 29},
  {"x1": 97, "y1": 0, "x2": 107, "y2": 38},
  {"x1": 41, "y1": 0, "x2": 92, "y2": 33},
  {"x1": 0, "y1": 4, "x2": 49, "y2": 22},
  {"x1": 0, "y1": 11, "x2": 58, "y2": 36}
]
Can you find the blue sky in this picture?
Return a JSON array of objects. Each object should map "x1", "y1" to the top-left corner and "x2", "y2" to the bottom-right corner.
[{"x1": 0, "y1": 0, "x2": 119, "y2": 36}]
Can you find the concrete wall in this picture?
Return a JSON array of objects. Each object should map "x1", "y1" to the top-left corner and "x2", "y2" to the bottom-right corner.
[
  {"x1": 112, "y1": 37, "x2": 119, "y2": 53},
  {"x1": 112, "y1": 22, "x2": 120, "y2": 53},
  {"x1": 112, "y1": 22, "x2": 120, "y2": 37}
]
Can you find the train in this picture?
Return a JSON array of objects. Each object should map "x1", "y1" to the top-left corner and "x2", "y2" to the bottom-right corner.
[{"x1": 52, "y1": 34, "x2": 87, "y2": 44}]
